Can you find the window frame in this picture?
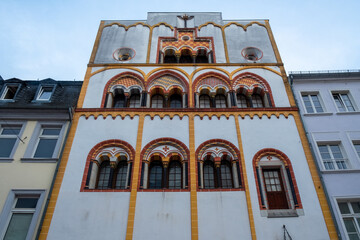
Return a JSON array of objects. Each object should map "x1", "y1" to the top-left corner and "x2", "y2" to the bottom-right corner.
[
  {"x1": 317, "y1": 143, "x2": 349, "y2": 170},
  {"x1": 34, "y1": 84, "x2": 56, "y2": 102},
  {"x1": 337, "y1": 199, "x2": 360, "y2": 240},
  {"x1": 0, "y1": 84, "x2": 21, "y2": 101},
  {"x1": 331, "y1": 91, "x2": 357, "y2": 112},
  {"x1": 0, "y1": 190, "x2": 45, "y2": 240},
  {"x1": 22, "y1": 122, "x2": 67, "y2": 162},
  {"x1": 300, "y1": 92, "x2": 325, "y2": 114},
  {"x1": 0, "y1": 122, "x2": 25, "y2": 161},
  {"x1": 353, "y1": 141, "x2": 360, "y2": 159}
]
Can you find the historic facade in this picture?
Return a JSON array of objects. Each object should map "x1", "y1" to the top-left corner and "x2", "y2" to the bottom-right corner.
[
  {"x1": 0, "y1": 78, "x2": 82, "y2": 240},
  {"x1": 290, "y1": 70, "x2": 360, "y2": 240},
  {"x1": 40, "y1": 13, "x2": 337, "y2": 240}
]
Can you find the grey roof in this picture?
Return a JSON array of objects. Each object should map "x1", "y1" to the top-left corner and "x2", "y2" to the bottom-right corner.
[{"x1": 0, "y1": 78, "x2": 82, "y2": 109}]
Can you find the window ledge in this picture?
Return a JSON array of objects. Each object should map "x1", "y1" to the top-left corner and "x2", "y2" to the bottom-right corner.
[
  {"x1": 261, "y1": 209, "x2": 300, "y2": 218},
  {"x1": 21, "y1": 158, "x2": 58, "y2": 163},
  {"x1": 0, "y1": 99, "x2": 16, "y2": 102},
  {"x1": 321, "y1": 169, "x2": 360, "y2": 174},
  {"x1": 0, "y1": 158, "x2": 14, "y2": 162},
  {"x1": 303, "y1": 112, "x2": 333, "y2": 116},
  {"x1": 336, "y1": 111, "x2": 360, "y2": 115}
]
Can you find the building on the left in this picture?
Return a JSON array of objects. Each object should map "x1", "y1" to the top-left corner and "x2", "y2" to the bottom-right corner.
[{"x1": 0, "y1": 78, "x2": 82, "y2": 240}]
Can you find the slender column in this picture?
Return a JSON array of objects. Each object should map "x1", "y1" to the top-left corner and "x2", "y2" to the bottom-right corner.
[
  {"x1": 195, "y1": 93, "x2": 200, "y2": 108},
  {"x1": 199, "y1": 161, "x2": 204, "y2": 189},
  {"x1": 227, "y1": 92, "x2": 232, "y2": 108},
  {"x1": 232, "y1": 161, "x2": 240, "y2": 188},
  {"x1": 182, "y1": 163, "x2": 186, "y2": 189},
  {"x1": 142, "y1": 161, "x2": 149, "y2": 189},
  {"x1": 162, "y1": 157, "x2": 169, "y2": 188},
  {"x1": 146, "y1": 94, "x2": 151, "y2": 108},
  {"x1": 106, "y1": 92, "x2": 114, "y2": 108},
  {"x1": 125, "y1": 162, "x2": 131, "y2": 188},
  {"x1": 108, "y1": 162, "x2": 116, "y2": 188},
  {"x1": 183, "y1": 94, "x2": 186, "y2": 108},
  {"x1": 89, "y1": 160, "x2": 100, "y2": 189}
]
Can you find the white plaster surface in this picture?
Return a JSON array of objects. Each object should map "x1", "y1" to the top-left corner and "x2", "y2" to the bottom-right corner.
[
  {"x1": 133, "y1": 192, "x2": 191, "y2": 240},
  {"x1": 142, "y1": 115, "x2": 189, "y2": 148},
  {"x1": 197, "y1": 191, "x2": 251, "y2": 240},
  {"x1": 239, "y1": 115, "x2": 330, "y2": 239},
  {"x1": 194, "y1": 115, "x2": 238, "y2": 149},
  {"x1": 197, "y1": 24, "x2": 226, "y2": 63},
  {"x1": 149, "y1": 25, "x2": 174, "y2": 63}
]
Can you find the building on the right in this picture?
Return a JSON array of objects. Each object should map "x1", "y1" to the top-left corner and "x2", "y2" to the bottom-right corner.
[{"x1": 290, "y1": 70, "x2": 360, "y2": 240}]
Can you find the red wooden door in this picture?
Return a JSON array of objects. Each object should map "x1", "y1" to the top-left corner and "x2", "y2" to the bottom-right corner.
[{"x1": 263, "y1": 169, "x2": 288, "y2": 209}]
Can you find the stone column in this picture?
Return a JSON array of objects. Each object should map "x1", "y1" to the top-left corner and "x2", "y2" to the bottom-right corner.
[
  {"x1": 142, "y1": 161, "x2": 149, "y2": 189},
  {"x1": 232, "y1": 160, "x2": 240, "y2": 188}
]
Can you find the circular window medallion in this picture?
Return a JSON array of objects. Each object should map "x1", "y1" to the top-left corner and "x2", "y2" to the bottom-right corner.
[
  {"x1": 182, "y1": 36, "x2": 190, "y2": 41},
  {"x1": 241, "y1": 47, "x2": 263, "y2": 61},
  {"x1": 113, "y1": 48, "x2": 136, "y2": 61}
]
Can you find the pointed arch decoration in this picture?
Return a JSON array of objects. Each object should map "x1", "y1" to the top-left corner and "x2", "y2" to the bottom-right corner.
[{"x1": 146, "y1": 70, "x2": 189, "y2": 93}]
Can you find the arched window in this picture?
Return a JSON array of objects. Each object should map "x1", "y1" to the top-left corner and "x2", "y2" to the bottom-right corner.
[
  {"x1": 115, "y1": 161, "x2": 128, "y2": 189},
  {"x1": 215, "y1": 94, "x2": 227, "y2": 108},
  {"x1": 199, "y1": 94, "x2": 211, "y2": 108},
  {"x1": 168, "y1": 161, "x2": 182, "y2": 189},
  {"x1": 179, "y1": 49, "x2": 193, "y2": 63},
  {"x1": 237, "y1": 93, "x2": 248, "y2": 108},
  {"x1": 220, "y1": 160, "x2": 233, "y2": 188},
  {"x1": 97, "y1": 161, "x2": 111, "y2": 189},
  {"x1": 203, "y1": 160, "x2": 216, "y2": 189},
  {"x1": 252, "y1": 94, "x2": 264, "y2": 108},
  {"x1": 169, "y1": 94, "x2": 182, "y2": 108},
  {"x1": 195, "y1": 49, "x2": 208, "y2": 63},
  {"x1": 113, "y1": 89, "x2": 126, "y2": 108},
  {"x1": 149, "y1": 161, "x2": 163, "y2": 189},
  {"x1": 163, "y1": 49, "x2": 177, "y2": 63},
  {"x1": 151, "y1": 94, "x2": 164, "y2": 108},
  {"x1": 128, "y1": 93, "x2": 140, "y2": 108}
]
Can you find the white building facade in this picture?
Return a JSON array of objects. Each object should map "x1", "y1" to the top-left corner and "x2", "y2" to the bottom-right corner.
[
  {"x1": 290, "y1": 70, "x2": 360, "y2": 240},
  {"x1": 40, "y1": 13, "x2": 336, "y2": 240}
]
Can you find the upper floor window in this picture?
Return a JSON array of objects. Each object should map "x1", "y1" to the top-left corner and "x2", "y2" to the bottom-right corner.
[
  {"x1": 179, "y1": 49, "x2": 193, "y2": 63},
  {"x1": 252, "y1": 94, "x2": 264, "y2": 108},
  {"x1": 33, "y1": 127, "x2": 62, "y2": 158},
  {"x1": 203, "y1": 160, "x2": 215, "y2": 189},
  {"x1": 149, "y1": 161, "x2": 164, "y2": 189},
  {"x1": 301, "y1": 93, "x2": 324, "y2": 113},
  {"x1": 113, "y1": 89, "x2": 126, "y2": 108},
  {"x1": 163, "y1": 49, "x2": 177, "y2": 64},
  {"x1": 128, "y1": 93, "x2": 140, "y2": 108},
  {"x1": 338, "y1": 200, "x2": 360, "y2": 240},
  {"x1": 354, "y1": 143, "x2": 360, "y2": 158},
  {"x1": 36, "y1": 86, "x2": 55, "y2": 101},
  {"x1": 332, "y1": 92, "x2": 356, "y2": 112},
  {"x1": 97, "y1": 160, "x2": 111, "y2": 189},
  {"x1": 168, "y1": 161, "x2": 182, "y2": 189},
  {"x1": 151, "y1": 94, "x2": 164, "y2": 108},
  {"x1": 318, "y1": 144, "x2": 347, "y2": 170},
  {"x1": 236, "y1": 93, "x2": 249, "y2": 108},
  {"x1": 0, "y1": 125, "x2": 22, "y2": 158},
  {"x1": 1, "y1": 85, "x2": 20, "y2": 101},
  {"x1": 169, "y1": 94, "x2": 182, "y2": 108},
  {"x1": 215, "y1": 94, "x2": 227, "y2": 108},
  {"x1": 199, "y1": 94, "x2": 211, "y2": 108}
]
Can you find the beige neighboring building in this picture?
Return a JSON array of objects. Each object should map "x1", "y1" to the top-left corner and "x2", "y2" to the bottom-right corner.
[{"x1": 0, "y1": 78, "x2": 82, "y2": 240}]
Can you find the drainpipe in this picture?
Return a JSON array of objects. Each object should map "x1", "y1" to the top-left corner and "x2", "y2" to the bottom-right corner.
[
  {"x1": 289, "y1": 75, "x2": 342, "y2": 239},
  {"x1": 35, "y1": 107, "x2": 74, "y2": 239}
]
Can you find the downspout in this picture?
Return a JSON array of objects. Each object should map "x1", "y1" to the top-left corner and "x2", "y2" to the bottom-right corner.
[
  {"x1": 289, "y1": 75, "x2": 342, "y2": 239},
  {"x1": 35, "y1": 107, "x2": 74, "y2": 239}
]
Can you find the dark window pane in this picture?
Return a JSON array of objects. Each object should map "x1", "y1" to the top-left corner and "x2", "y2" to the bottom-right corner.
[
  {"x1": 38, "y1": 87, "x2": 53, "y2": 100},
  {"x1": 252, "y1": 94, "x2": 264, "y2": 108},
  {"x1": 168, "y1": 161, "x2": 182, "y2": 189},
  {"x1": 203, "y1": 161, "x2": 215, "y2": 189},
  {"x1": 0, "y1": 138, "x2": 17, "y2": 157},
  {"x1": 220, "y1": 161, "x2": 233, "y2": 188},
  {"x1": 97, "y1": 161, "x2": 111, "y2": 189},
  {"x1": 149, "y1": 162, "x2": 163, "y2": 189},
  {"x1": 42, "y1": 128, "x2": 61, "y2": 135},
  {"x1": 2, "y1": 128, "x2": 21, "y2": 135},
  {"x1": 215, "y1": 94, "x2": 227, "y2": 108},
  {"x1": 237, "y1": 94, "x2": 248, "y2": 108},
  {"x1": 338, "y1": 202, "x2": 351, "y2": 214},
  {"x1": 199, "y1": 95, "x2": 211, "y2": 108},
  {"x1": 129, "y1": 94, "x2": 140, "y2": 108},
  {"x1": 151, "y1": 95, "x2": 164, "y2": 108},
  {"x1": 3, "y1": 86, "x2": 18, "y2": 100},
  {"x1": 4, "y1": 213, "x2": 33, "y2": 240},
  {"x1": 170, "y1": 94, "x2": 182, "y2": 108},
  {"x1": 34, "y1": 139, "x2": 57, "y2": 158},
  {"x1": 115, "y1": 162, "x2": 128, "y2": 189},
  {"x1": 15, "y1": 198, "x2": 38, "y2": 208}
]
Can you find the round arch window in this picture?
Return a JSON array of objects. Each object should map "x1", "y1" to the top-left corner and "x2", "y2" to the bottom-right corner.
[
  {"x1": 241, "y1": 47, "x2": 263, "y2": 61},
  {"x1": 113, "y1": 48, "x2": 136, "y2": 61}
]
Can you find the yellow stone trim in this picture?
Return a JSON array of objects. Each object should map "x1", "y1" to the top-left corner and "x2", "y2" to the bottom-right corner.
[
  {"x1": 279, "y1": 65, "x2": 296, "y2": 107},
  {"x1": 198, "y1": 22, "x2": 223, "y2": 30},
  {"x1": 189, "y1": 114, "x2": 199, "y2": 240},
  {"x1": 264, "y1": 20, "x2": 282, "y2": 64},
  {"x1": 38, "y1": 113, "x2": 81, "y2": 240},
  {"x1": 146, "y1": 27, "x2": 153, "y2": 63},
  {"x1": 78, "y1": 111, "x2": 294, "y2": 120},
  {"x1": 90, "y1": 66, "x2": 146, "y2": 79},
  {"x1": 125, "y1": 114, "x2": 145, "y2": 240},
  {"x1": 190, "y1": 67, "x2": 231, "y2": 80},
  {"x1": 89, "y1": 21, "x2": 105, "y2": 64},
  {"x1": 145, "y1": 67, "x2": 191, "y2": 81},
  {"x1": 150, "y1": 22, "x2": 174, "y2": 30},
  {"x1": 221, "y1": 27, "x2": 230, "y2": 63},
  {"x1": 230, "y1": 66, "x2": 281, "y2": 77},
  {"x1": 235, "y1": 115, "x2": 257, "y2": 239},
  {"x1": 222, "y1": 21, "x2": 267, "y2": 31},
  {"x1": 292, "y1": 112, "x2": 338, "y2": 239},
  {"x1": 77, "y1": 67, "x2": 93, "y2": 108},
  {"x1": 103, "y1": 22, "x2": 151, "y2": 30},
  {"x1": 88, "y1": 63, "x2": 282, "y2": 67}
]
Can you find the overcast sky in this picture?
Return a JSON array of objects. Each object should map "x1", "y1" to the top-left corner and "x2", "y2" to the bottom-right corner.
[{"x1": 0, "y1": 0, "x2": 359, "y2": 80}]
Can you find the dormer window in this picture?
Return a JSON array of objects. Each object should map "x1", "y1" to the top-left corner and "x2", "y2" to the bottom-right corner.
[
  {"x1": 36, "y1": 86, "x2": 55, "y2": 101},
  {"x1": 1, "y1": 85, "x2": 20, "y2": 101}
]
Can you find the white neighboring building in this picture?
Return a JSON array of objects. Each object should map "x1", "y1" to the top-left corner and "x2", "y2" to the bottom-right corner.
[{"x1": 290, "y1": 70, "x2": 360, "y2": 240}]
